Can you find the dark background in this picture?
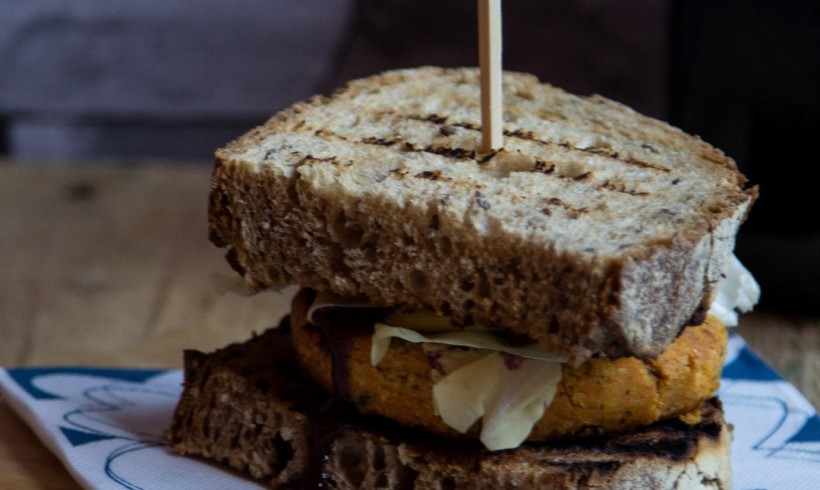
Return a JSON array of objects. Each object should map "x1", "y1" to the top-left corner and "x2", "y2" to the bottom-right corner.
[{"x1": 1, "y1": 0, "x2": 817, "y2": 312}]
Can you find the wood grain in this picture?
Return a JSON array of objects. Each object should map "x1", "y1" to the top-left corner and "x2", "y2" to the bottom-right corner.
[
  {"x1": 478, "y1": 0, "x2": 503, "y2": 152},
  {"x1": 0, "y1": 160, "x2": 817, "y2": 488},
  {"x1": 0, "y1": 161, "x2": 292, "y2": 489},
  {"x1": 0, "y1": 400, "x2": 80, "y2": 490},
  {"x1": 0, "y1": 163, "x2": 290, "y2": 367},
  {"x1": 737, "y1": 311, "x2": 820, "y2": 409}
]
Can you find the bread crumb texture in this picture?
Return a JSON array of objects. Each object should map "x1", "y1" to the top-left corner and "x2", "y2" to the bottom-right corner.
[{"x1": 209, "y1": 67, "x2": 755, "y2": 361}]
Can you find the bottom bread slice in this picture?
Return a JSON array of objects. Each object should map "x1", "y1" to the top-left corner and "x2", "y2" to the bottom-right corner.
[{"x1": 164, "y1": 325, "x2": 732, "y2": 489}]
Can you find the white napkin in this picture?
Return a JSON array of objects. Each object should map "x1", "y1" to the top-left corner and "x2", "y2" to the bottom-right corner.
[
  {"x1": 0, "y1": 368, "x2": 264, "y2": 489},
  {"x1": 1, "y1": 333, "x2": 819, "y2": 490},
  {"x1": 719, "y1": 334, "x2": 820, "y2": 489}
]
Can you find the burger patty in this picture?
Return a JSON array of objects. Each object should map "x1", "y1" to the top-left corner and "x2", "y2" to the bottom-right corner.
[{"x1": 290, "y1": 288, "x2": 727, "y2": 443}]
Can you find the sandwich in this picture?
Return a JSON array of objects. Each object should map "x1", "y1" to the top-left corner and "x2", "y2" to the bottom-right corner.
[{"x1": 165, "y1": 67, "x2": 760, "y2": 488}]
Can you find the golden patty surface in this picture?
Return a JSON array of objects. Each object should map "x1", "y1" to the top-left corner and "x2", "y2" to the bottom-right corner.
[{"x1": 290, "y1": 288, "x2": 727, "y2": 442}]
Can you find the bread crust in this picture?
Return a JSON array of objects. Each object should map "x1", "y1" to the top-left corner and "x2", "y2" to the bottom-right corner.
[
  {"x1": 165, "y1": 325, "x2": 732, "y2": 489},
  {"x1": 208, "y1": 67, "x2": 755, "y2": 362}
]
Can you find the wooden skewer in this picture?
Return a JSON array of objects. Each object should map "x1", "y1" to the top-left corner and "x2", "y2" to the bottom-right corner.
[{"x1": 478, "y1": 0, "x2": 503, "y2": 152}]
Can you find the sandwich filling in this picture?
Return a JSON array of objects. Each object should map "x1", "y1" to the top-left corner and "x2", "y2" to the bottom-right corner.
[
  {"x1": 294, "y1": 254, "x2": 757, "y2": 450},
  {"x1": 373, "y1": 320, "x2": 565, "y2": 450}
]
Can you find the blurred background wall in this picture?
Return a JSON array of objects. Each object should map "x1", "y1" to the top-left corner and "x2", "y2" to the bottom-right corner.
[
  {"x1": 0, "y1": 0, "x2": 352, "y2": 160},
  {"x1": 0, "y1": 0, "x2": 817, "y2": 312},
  {"x1": 0, "y1": 0, "x2": 668, "y2": 161}
]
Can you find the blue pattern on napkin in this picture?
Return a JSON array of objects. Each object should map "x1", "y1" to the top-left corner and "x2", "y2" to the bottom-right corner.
[
  {"x1": 0, "y1": 367, "x2": 265, "y2": 490},
  {"x1": 721, "y1": 341, "x2": 782, "y2": 381},
  {"x1": 788, "y1": 415, "x2": 820, "y2": 444},
  {"x1": 7, "y1": 367, "x2": 164, "y2": 400},
  {"x1": 61, "y1": 426, "x2": 119, "y2": 446}
]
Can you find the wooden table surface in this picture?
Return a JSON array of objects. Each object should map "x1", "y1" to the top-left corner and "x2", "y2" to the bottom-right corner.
[{"x1": 1, "y1": 160, "x2": 818, "y2": 489}]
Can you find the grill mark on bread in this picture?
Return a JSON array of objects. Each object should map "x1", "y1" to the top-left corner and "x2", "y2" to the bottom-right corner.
[
  {"x1": 303, "y1": 117, "x2": 672, "y2": 191},
  {"x1": 492, "y1": 126, "x2": 672, "y2": 174},
  {"x1": 452, "y1": 121, "x2": 478, "y2": 131},
  {"x1": 534, "y1": 159, "x2": 556, "y2": 174},
  {"x1": 541, "y1": 196, "x2": 589, "y2": 219},
  {"x1": 292, "y1": 129, "x2": 657, "y2": 202},
  {"x1": 601, "y1": 180, "x2": 652, "y2": 197},
  {"x1": 362, "y1": 138, "x2": 660, "y2": 192},
  {"x1": 477, "y1": 149, "x2": 500, "y2": 164},
  {"x1": 420, "y1": 113, "x2": 449, "y2": 125},
  {"x1": 569, "y1": 144, "x2": 671, "y2": 173},
  {"x1": 622, "y1": 156, "x2": 671, "y2": 173},
  {"x1": 422, "y1": 145, "x2": 476, "y2": 160},
  {"x1": 362, "y1": 136, "x2": 403, "y2": 146},
  {"x1": 315, "y1": 126, "x2": 478, "y2": 161},
  {"x1": 303, "y1": 155, "x2": 340, "y2": 165},
  {"x1": 407, "y1": 114, "x2": 674, "y2": 173},
  {"x1": 283, "y1": 128, "x2": 658, "y2": 204}
]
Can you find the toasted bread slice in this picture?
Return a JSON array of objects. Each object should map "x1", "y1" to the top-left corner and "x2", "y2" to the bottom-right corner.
[
  {"x1": 209, "y1": 67, "x2": 755, "y2": 361},
  {"x1": 164, "y1": 326, "x2": 732, "y2": 489}
]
